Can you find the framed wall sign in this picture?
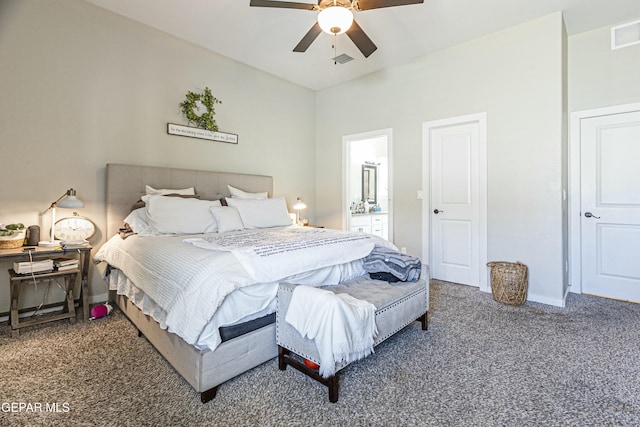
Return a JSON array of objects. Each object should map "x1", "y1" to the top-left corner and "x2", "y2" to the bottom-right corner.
[{"x1": 167, "y1": 123, "x2": 238, "y2": 144}]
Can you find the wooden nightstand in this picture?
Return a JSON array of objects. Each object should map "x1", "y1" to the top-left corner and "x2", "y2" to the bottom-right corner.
[
  {"x1": 9, "y1": 268, "x2": 79, "y2": 337},
  {"x1": 1, "y1": 246, "x2": 92, "y2": 336}
]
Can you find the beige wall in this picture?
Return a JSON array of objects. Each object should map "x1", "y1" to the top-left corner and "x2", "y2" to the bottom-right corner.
[
  {"x1": 566, "y1": 18, "x2": 640, "y2": 294},
  {"x1": 0, "y1": 0, "x2": 316, "y2": 311},
  {"x1": 1, "y1": 0, "x2": 638, "y2": 312},
  {"x1": 316, "y1": 13, "x2": 568, "y2": 304},
  {"x1": 316, "y1": 13, "x2": 640, "y2": 305},
  {"x1": 569, "y1": 21, "x2": 640, "y2": 113}
]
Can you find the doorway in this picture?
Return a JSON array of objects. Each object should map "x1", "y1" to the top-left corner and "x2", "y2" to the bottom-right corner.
[
  {"x1": 342, "y1": 129, "x2": 393, "y2": 242},
  {"x1": 569, "y1": 103, "x2": 640, "y2": 302},
  {"x1": 422, "y1": 113, "x2": 488, "y2": 291}
]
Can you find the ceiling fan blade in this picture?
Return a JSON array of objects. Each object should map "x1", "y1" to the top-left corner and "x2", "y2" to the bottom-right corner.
[
  {"x1": 346, "y1": 20, "x2": 377, "y2": 58},
  {"x1": 356, "y1": 0, "x2": 424, "y2": 10},
  {"x1": 249, "y1": 0, "x2": 316, "y2": 10},
  {"x1": 293, "y1": 22, "x2": 322, "y2": 53}
]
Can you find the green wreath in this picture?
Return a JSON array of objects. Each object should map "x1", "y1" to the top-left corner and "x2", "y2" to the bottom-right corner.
[{"x1": 180, "y1": 87, "x2": 222, "y2": 132}]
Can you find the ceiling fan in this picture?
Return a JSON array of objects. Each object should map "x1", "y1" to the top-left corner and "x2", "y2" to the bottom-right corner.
[{"x1": 249, "y1": 0, "x2": 424, "y2": 58}]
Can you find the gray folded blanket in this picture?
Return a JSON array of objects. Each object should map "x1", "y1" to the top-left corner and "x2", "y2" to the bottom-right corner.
[{"x1": 363, "y1": 245, "x2": 421, "y2": 282}]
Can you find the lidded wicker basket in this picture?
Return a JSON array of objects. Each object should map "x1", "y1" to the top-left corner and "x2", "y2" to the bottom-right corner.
[{"x1": 487, "y1": 261, "x2": 528, "y2": 306}]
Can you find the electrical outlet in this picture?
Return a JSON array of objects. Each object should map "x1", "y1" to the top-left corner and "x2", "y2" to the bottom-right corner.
[{"x1": 401, "y1": 247, "x2": 407, "y2": 254}]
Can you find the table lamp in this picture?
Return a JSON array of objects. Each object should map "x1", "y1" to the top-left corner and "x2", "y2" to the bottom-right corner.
[
  {"x1": 39, "y1": 188, "x2": 84, "y2": 247},
  {"x1": 293, "y1": 197, "x2": 307, "y2": 225}
]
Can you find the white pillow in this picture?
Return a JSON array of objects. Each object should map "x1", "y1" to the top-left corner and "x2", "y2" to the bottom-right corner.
[
  {"x1": 227, "y1": 185, "x2": 268, "y2": 199},
  {"x1": 123, "y1": 208, "x2": 155, "y2": 236},
  {"x1": 145, "y1": 185, "x2": 195, "y2": 196},
  {"x1": 142, "y1": 195, "x2": 221, "y2": 234},
  {"x1": 226, "y1": 197, "x2": 292, "y2": 229},
  {"x1": 210, "y1": 206, "x2": 245, "y2": 233}
]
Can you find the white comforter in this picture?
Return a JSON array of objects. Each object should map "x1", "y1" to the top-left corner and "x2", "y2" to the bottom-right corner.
[{"x1": 94, "y1": 226, "x2": 393, "y2": 350}]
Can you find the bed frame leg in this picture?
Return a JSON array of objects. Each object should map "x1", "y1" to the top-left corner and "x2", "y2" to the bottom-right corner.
[{"x1": 200, "y1": 386, "x2": 218, "y2": 403}]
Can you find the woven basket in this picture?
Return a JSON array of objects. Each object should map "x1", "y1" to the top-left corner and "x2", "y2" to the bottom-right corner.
[
  {"x1": 487, "y1": 261, "x2": 528, "y2": 306},
  {"x1": 0, "y1": 231, "x2": 25, "y2": 249}
]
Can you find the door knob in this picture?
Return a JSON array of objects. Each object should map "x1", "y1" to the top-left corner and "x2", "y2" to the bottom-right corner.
[
  {"x1": 434, "y1": 209, "x2": 444, "y2": 214},
  {"x1": 584, "y1": 212, "x2": 600, "y2": 219}
]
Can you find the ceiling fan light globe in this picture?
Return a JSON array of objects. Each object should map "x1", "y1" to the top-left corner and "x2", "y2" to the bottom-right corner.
[{"x1": 318, "y1": 6, "x2": 353, "y2": 35}]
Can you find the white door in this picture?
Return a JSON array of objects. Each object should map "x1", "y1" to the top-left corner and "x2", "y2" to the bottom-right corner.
[
  {"x1": 581, "y1": 111, "x2": 640, "y2": 302},
  {"x1": 430, "y1": 122, "x2": 480, "y2": 286}
]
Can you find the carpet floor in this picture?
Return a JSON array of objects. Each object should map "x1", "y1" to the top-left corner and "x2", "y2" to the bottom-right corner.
[{"x1": 1, "y1": 280, "x2": 639, "y2": 426}]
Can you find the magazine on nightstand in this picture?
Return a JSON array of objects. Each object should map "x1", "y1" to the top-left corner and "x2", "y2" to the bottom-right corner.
[
  {"x1": 53, "y1": 258, "x2": 80, "y2": 271},
  {"x1": 13, "y1": 259, "x2": 54, "y2": 274},
  {"x1": 60, "y1": 240, "x2": 90, "y2": 249}
]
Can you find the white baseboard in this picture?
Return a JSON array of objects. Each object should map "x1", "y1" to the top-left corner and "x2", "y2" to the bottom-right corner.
[
  {"x1": 525, "y1": 291, "x2": 566, "y2": 307},
  {"x1": 89, "y1": 292, "x2": 110, "y2": 305},
  {"x1": 481, "y1": 287, "x2": 566, "y2": 307}
]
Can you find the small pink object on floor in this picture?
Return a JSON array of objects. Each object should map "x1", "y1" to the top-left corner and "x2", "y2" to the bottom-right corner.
[{"x1": 90, "y1": 303, "x2": 113, "y2": 320}]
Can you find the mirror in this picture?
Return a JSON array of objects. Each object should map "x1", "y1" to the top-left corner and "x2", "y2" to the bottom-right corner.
[{"x1": 362, "y1": 164, "x2": 377, "y2": 205}]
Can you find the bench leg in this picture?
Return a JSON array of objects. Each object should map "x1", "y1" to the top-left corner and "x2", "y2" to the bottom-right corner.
[
  {"x1": 278, "y1": 345, "x2": 341, "y2": 403},
  {"x1": 278, "y1": 346, "x2": 289, "y2": 371},
  {"x1": 419, "y1": 311, "x2": 429, "y2": 330},
  {"x1": 328, "y1": 375, "x2": 339, "y2": 403}
]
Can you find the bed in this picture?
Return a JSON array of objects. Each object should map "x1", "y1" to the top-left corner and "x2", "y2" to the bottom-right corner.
[{"x1": 96, "y1": 163, "x2": 393, "y2": 402}]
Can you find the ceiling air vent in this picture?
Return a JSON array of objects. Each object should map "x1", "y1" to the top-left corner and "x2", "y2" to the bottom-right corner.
[
  {"x1": 332, "y1": 53, "x2": 354, "y2": 64},
  {"x1": 611, "y1": 19, "x2": 640, "y2": 50}
]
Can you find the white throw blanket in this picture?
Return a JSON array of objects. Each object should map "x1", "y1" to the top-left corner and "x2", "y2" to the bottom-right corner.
[
  {"x1": 285, "y1": 285, "x2": 378, "y2": 378},
  {"x1": 184, "y1": 227, "x2": 391, "y2": 283}
]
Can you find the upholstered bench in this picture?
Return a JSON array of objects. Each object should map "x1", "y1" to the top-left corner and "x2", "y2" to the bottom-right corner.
[{"x1": 276, "y1": 275, "x2": 429, "y2": 402}]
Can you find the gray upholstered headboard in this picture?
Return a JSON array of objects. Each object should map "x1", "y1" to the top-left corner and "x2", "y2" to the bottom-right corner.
[{"x1": 105, "y1": 163, "x2": 273, "y2": 238}]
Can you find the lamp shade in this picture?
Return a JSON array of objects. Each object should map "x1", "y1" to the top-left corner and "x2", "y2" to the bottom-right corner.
[
  {"x1": 292, "y1": 197, "x2": 307, "y2": 225},
  {"x1": 317, "y1": 6, "x2": 353, "y2": 35},
  {"x1": 57, "y1": 194, "x2": 84, "y2": 209},
  {"x1": 293, "y1": 198, "x2": 307, "y2": 210}
]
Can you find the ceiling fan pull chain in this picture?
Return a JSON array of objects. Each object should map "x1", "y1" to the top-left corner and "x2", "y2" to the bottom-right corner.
[{"x1": 333, "y1": 34, "x2": 337, "y2": 65}]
